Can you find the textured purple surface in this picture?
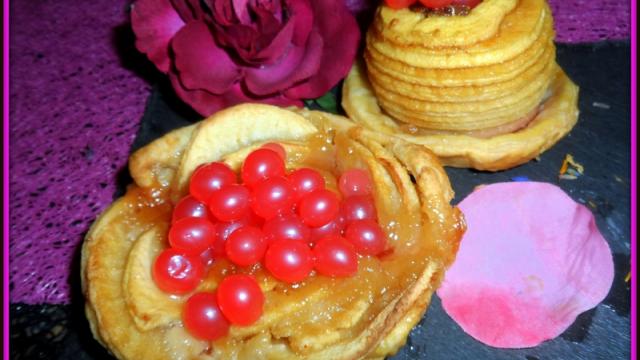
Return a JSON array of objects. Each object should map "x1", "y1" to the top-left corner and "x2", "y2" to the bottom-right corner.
[
  {"x1": 9, "y1": 0, "x2": 150, "y2": 303},
  {"x1": 9, "y1": 0, "x2": 631, "y2": 304},
  {"x1": 550, "y1": 1, "x2": 630, "y2": 43}
]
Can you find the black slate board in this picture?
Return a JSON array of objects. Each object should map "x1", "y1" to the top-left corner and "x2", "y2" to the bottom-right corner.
[{"x1": 10, "y1": 42, "x2": 632, "y2": 359}]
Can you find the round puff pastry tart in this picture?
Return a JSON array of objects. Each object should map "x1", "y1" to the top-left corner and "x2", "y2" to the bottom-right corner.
[
  {"x1": 343, "y1": 0, "x2": 579, "y2": 171},
  {"x1": 81, "y1": 104, "x2": 465, "y2": 359}
]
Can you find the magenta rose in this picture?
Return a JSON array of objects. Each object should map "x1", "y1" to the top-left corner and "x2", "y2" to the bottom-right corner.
[{"x1": 131, "y1": 0, "x2": 361, "y2": 116}]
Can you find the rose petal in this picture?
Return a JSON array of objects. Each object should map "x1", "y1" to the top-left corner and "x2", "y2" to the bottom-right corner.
[
  {"x1": 170, "y1": 73, "x2": 302, "y2": 116},
  {"x1": 284, "y1": 0, "x2": 360, "y2": 99},
  {"x1": 215, "y1": 23, "x2": 258, "y2": 55},
  {"x1": 222, "y1": 1, "x2": 307, "y2": 65},
  {"x1": 187, "y1": 0, "x2": 206, "y2": 20},
  {"x1": 131, "y1": 0, "x2": 185, "y2": 73},
  {"x1": 260, "y1": 29, "x2": 322, "y2": 95},
  {"x1": 245, "y1": 34, "x2": 322, "y2": 95},
  {"x1": 251, "y1": 12, "x2": 294, "y2": 65},
  {"x1": 172, "y1": 21, "x2": 241, "y2": 94},
  {"x1": 169, "y1": 72, "x2": 227, "y2": 114},
  {"x1": 250, "y1": 0, "x2": 284, "y2": 23},
  {"x1": 253, "y1": 6, "x2": 283, "y2": 36},
  {"x1": 233, "y1": 0, "x2": 251, "y2": 24},
  {"x1": 287, "y1": 0, "x2": 313, "y2": 46},
  {"x1": 286, "y1": 30, "x2": 323, "y2": 84},
  {"x1": 169, "y1": 0, "x2": 197, "y2": 21},
  {"x1": 244, "y1": 43, "x2": 303, "y2": 95},
  {"x1": 266, "y1": 0, "x2": 284, "y2": 23},
  {"x1": 437, "y1": 182, "x2": 614, "y2": 348},
  {"x1": 211, "y1": 0, "x2": 236, "y2": 25}
]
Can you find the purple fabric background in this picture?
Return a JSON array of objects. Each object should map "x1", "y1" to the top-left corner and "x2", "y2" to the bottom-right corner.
[{"x1": 9, "y1": 0, "x2": 631, "y2": 304}]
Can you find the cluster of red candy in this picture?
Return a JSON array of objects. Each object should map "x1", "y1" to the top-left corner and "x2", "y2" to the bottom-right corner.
[
  {"x1": 384, "y1": 0, "x2": 481, "y2": 10},
  {"x1": 152, "y1": 143, "x2": 387, "y2": 340}
]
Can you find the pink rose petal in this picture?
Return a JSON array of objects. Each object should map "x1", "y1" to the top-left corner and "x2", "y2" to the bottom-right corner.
[
  {"x1": 214, "y1": 23, "x2": 257, "y2": 54},
  {"x1": 244, "y1": 30, "x2": 322, "y2": 96},
  {"x1": 286, "y1": 30, "x2": 323, "y2": 84},
  {"x1": 284, "y1": 0, "x2": 359, "y2": 99},
  {"x1": 251, "y1": 11, "x2": 294, "y2": 64},
  {"x1": 131, "y1": 0, "x2": 185, "y2": 73},
  {"x1": 187, "y1": 0, "x2": 206, "y2": 20},
  {"x1": 265, "y1": 0, "x2": 284, "y2": 23},
  {"x1": 211, "y1": 0, "x2": 235, "y2": 25},
  {"x1": 233, "y1": 0, "x2": 251, "y2": 24},
  {"x1": 172, "y1": 21, "x2": 241, "y2": 94},
  {"x1": 288, "y1": 0, "x2": 313, "y2": 46},
  {"x1": 437, "y1": 182, "x2": 614, "y2": 348},
  {"x1": 170, "y1": 73, "x2": 302, "y2": 116},
  {"x1": 169, "y1": 0, "x2": 198, "y2": 22},
  {"x1": 244, "y1": 44, "x2": 304, "y2": 95}
]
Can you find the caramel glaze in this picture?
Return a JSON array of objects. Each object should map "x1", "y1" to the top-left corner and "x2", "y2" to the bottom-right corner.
[
  {"x1": 409, "y1": 4, "x2": 474, "y2": 17},
  {"x1": 116, "y1": 129, "x2": 463, "y2": 357}
]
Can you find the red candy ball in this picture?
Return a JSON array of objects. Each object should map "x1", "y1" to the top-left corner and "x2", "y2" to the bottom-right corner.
[
  {"x1": 264, "y1": 240, "x2": 314, "y2": 283},
  {"x1": 309, "y1": 213, "x2": 346, "y2": 244},
  {"x1": 172, "y1": 195, "x2": 212, "y2": 223},
  {"x1": 339, "y1": 169, "x2": 373, "y2": 197},
  {"x1": 288, "y1": 168, "x2": 325, "y2": 201},
  {"x1": 250, "y1": 176, "x2": 296, "y2": 219},
  {"x1": 200, "y1": 247, "x2": 215, "y2": 267},
  {"x1": 297, "y1": 189, "x2": 340, "y2": 228},
  {"x1": 385, "y1": 0, "x2": 418, "y2": 9},
  {"x1": 418, "y1": 0, "x2": 453, "y2": 8},
  {"x1": 211, "y1": 212, "x2": 264, "y2": 259},
  {"x1": 189, "y1": 162, "x2": 236, "y2": 202},
  {"x1": 241, "y1": 148, "x2": 286, "y2": 187},
  {"x1": 208, "y1": 184, "x2": 251, "y2": 222},
  {"x1": 153, "y1": 249, "x2": 204, "y2": 294},
  {"x1": 313, "y1": 236, "x2": 358, "y2": 277},
  {"x1": 225, "y1": 226, "x2": 267, "y2": 267},
  {"x1": 263, "y1": 214, "x2": 310, "y2": 245},
  {"x1": 345, "y1": 220, "x2": 387, "y2": 256},
  {"x1": 261, "y1": 143, "x2": 286, "y2": 160},
  {"x1": 168, "y1": 217, "x2": 216, "y2": 254},
  {"x1": 212, "y1": 221, "x2": 242, "y2": 259},
  {"x1": 342, "y1": 195, "x2": 377, "y2": 224},
  {"x1": 217, "y1": 275, "x2": 264, "y2": 326},
  {"x1": 183, "y1": 292, "x2": 230, "y2": 340}
]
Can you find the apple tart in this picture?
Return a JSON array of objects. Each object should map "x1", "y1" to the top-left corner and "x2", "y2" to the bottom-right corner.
[{"x1": 81, "y1": 104, "x2": 464, "y2": 359}]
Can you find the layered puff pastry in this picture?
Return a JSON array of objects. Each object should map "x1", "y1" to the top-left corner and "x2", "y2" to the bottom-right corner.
[{"x1": 343, "y1": 0, "x2": 579, "y2": 171}]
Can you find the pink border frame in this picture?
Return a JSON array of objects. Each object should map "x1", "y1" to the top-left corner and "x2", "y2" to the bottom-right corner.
[
  {"x1": 0, "y1": 0, "x2": 636, "y2": 359},
  {"x1": 3, "y1": 0, "x2": 10, "y2": 357},
  {"x1": 630, "y1": 0, "x2": 637, "y2": 358}
]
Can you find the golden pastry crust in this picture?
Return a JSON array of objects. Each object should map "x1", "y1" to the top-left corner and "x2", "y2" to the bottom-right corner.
[
  {"x1": 82, "y1": 104, "x2": 464, "y2": 359},
  {"x1": 342, "y1": 61, "x2": 579, "y2": 171},
  {"x1": 365, "y1": 43, "x2": 556, "y2": 102},
  {"x1": 344, "y1": 0, "x2": 579, "y2": 171},
  {"x1": 374, "y1": 0, "x2": 518, "y2": 47},
  {"x1": 365, "y1": 23, "x2": 552, "y2": 87},
  {"x1": 370, "y1": 0, "x2": 549, "y2": 68}
]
